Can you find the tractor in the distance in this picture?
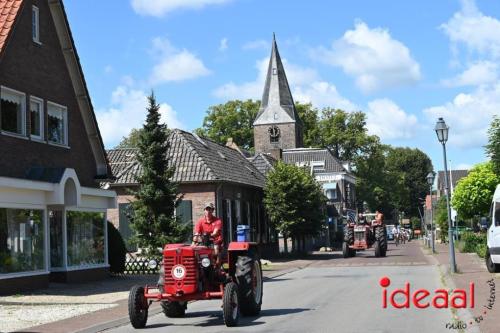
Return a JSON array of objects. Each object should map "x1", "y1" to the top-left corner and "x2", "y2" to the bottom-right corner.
[
  {"x1": 342, "y1": 213, "x2": 387, "y2": 258},
  {"x1": 128, "y1": 234, "x2": 263, "y2": 328}
]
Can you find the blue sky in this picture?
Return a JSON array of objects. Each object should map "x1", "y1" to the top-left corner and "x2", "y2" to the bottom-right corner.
[{"x1": 64, "y1": 0, "x2": 500, "y2": 172}]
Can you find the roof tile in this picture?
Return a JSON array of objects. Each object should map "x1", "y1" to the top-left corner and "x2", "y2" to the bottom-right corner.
[{"x1": 0, "y1": 0, "x2": 23, "y2": 56}]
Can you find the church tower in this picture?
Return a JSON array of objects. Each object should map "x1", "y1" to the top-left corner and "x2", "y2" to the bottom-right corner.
[{"x1": 253, "y1": 35, "x2": 303, "y2": 154}]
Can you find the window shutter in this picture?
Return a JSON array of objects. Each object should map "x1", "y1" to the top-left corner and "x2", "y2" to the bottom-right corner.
[
  {"x1": 176, "y1": 200, "x2": 192, "y2": 225},
  {"x1": 118, "y1": 203, "x2": 136, "y2": 251}
]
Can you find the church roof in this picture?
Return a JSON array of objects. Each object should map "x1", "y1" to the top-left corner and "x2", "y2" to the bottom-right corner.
[{"x1": 253, "y1": 34, "x2": 300, "y2": 126}]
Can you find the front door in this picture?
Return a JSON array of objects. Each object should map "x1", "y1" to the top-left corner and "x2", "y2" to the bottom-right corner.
[{"x1": 49, "y1": 210, "x2": 64, "y2": 269}]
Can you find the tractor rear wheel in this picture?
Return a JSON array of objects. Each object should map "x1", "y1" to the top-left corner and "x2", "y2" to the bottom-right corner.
[
  {"x1": 374, "y1": 240, "x2": 381, "y2": 257},
  {"x1": 159, "y1": 285, "x2": 186, "y2": 318},
  {"x1": 375, "y1": 226, "x2": 387, "y2": 257},
  {"x1": 344, "y1": 226, "x2": 354, "y2": 245},
  {"x1": 223, "y1": 282, "x2": 240, "y2": 327},
  {"x1": 128, "y1": 285, "x2": 148, "y2": 328},
  {"x1": 486, "y1": 251, "x2": 500, "y2": 273},
  {"x1": 235, "y1": 256, "x2": 263, "y2": 316}
]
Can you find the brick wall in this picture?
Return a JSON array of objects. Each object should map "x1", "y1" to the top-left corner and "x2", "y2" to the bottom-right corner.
[
  {"x1": 0, "y1": 0, "x2": 99, "y2": 187},
  {"x1": 179, "y1": 183, "x2": 216, "y2": 223},
  {"x1": 107, "y1": 186, "x2": 135, "y2": 228}
]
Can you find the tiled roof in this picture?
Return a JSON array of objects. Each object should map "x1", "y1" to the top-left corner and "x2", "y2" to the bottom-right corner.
[
  {"x1": 0, "y1": 0, "x2": 22, "y2": 56},
  {"x1": 437, "y1": 170, "x2": 469, "y2": 191},
  {"x1": 282, "y1": 148, "x2": 349, "y2": 174},
  {"x1": 107, "y1": 130, "x2": 266, "y2": 188},
  {"x1": 248, "y1": 153, "x2": 277, "y2": 176}
]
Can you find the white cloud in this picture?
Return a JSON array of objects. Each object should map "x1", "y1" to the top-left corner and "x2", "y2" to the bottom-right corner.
[
  {"x1": 242, "y1": 39, "x2": 268, "y2": 50},
  {"x1": 96, "y1": 86, "x2": 184, "y2": 147},
  {"x1": 149, "y1": 37, "x2": 210, "y2": 84},
  {"x1": 219, "y1": 38, "x2": 228, "y2": 51},
  {"x1": 312, "y1": 21, "x2": 421, "y2": 93},
  {"x1": 441, "y1": 61, "x2": 498, "y2": 87},
  {"x1": 455, "y1": 163, "x2": 473, "y2": 170},
  {"x1": 293, "y1": 82, "x2": 357, "y2": 111},
  {"x1": 440, "y1": 0, "x2": 500, "y2": 59},
  {"x1": 131, "y1": 0, "x2": 231, "y2": 17},
  {"x1": 213, "y1": 56, "x2": 356, "y2": 110},
  {"x1": 365, "y1": 99, "x2": 419, "y2": 140},
  {"x1": 423, "y1": 83, "x2": 500, "y2": 149}
]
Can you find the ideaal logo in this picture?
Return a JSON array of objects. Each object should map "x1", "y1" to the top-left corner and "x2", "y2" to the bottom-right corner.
[
  {"x1": 379, "y1": 276, "x2": 474, "y2": 309},
  {"x1": 379, "y1": 276, "x2": 496, "y2": 330}
]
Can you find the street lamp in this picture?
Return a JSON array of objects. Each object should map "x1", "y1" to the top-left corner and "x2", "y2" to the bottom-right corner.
[
  {"x1": 434, "y1": 117, "x2": 457, "y2": 273},
  {"x1": 426, "y1": 171, "x2": 436, "y2": 253}
]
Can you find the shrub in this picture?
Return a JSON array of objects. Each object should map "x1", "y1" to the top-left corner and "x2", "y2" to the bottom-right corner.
[
  {"x1": 476, "y1": 243, "x2": 488, "y2": 259},
  {"x1": 107, "y1": 221, "x2": 127, "y2": 273}
]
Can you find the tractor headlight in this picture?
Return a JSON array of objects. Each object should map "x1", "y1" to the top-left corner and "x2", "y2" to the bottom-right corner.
[
  {"x1": 148, "y1": 259, "x2": 158, "y2": 269},
  {"x1": 201, "y1": 257, "x2": 211, "y2": 268}
]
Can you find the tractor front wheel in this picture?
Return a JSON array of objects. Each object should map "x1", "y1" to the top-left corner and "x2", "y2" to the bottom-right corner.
[
  {"x1": 223, "y1": 282, "x2": 240, "y2": 327},
  {"x1": 128, "y1": 285, "x2": 148, "y2": 328},
  {"x1": 375, "y1": 226, "x2": 387, "y2": 257},
  {"x1": 235, "y1": 256, "x2": 263, "y2": 316},
  {"x1": 342, "y1": 242, "x2": 349, "y2": 258}
]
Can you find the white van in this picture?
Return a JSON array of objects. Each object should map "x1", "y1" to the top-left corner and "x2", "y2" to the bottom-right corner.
[{"x1": 486, "y1": 184, "x2": 500, "y2": 273}]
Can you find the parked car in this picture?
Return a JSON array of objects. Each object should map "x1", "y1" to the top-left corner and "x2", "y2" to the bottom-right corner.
[{"x1": 486, "y1": 184, "x2": 500, "y2": 273}]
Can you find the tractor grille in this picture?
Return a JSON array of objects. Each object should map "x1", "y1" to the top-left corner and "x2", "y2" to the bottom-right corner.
[
  {"x1": 354, "y1": 231, "x2": 365, "y2": 241},
  {"x1": 163, "y1": 256, "x2": 196, "y2": 286}
]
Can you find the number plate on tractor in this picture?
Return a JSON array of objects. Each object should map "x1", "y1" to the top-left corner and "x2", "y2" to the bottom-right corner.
[
  {"x1": 171, "y1": 264, "x2": 186, "y2": 280},
  {"x1": 354, "y1": 227, "x2": 365, "y2": 232}
]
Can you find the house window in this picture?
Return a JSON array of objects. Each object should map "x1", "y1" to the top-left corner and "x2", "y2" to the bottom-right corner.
[
  {"x1": 32, "y1": 6, "x2": 40, "y2": 43},
  {"x1": 66, "y1": 211, "x2": 105, "y2": 267},
  {"x1": 30, "y1": 97, "x2": 43, "y2": 140},
  {"x1": 47, "y1": 102, "x2": 67, "y2": 145},
  {"x1": 0, "y1": 208, "x2": 45, "y2": 274},
  {"x1": 0, "y1": 87, "x2": 26, "y2": 136}
]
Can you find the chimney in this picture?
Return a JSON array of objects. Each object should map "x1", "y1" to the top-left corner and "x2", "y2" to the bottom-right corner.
[{"x1": 269, "y1": 148, "x2": 282, "y2": 160}]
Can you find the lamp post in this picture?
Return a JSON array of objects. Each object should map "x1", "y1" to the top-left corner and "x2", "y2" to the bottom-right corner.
[
  {"x1": 434, "y1": 117, "x2": 457, "y2": 273},
  {"x1": 426, "y1": 171, "x2": 436, "y2": 253}
]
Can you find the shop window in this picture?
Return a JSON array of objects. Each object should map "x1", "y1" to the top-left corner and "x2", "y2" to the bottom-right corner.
[
  {"x1": 1, "y1": 87, "x2": 26, "y2": 136},
  {"x1": 0, "y1": 208, "x2": 45, "y2": 274},
  {"x1": 49, "y1": 210, "x2": 63, "y2": 268},
  {"x1": 66, "y1": 211, "x2": 105, "y2": 267},
  {"x1": 47, "y1": 102, "x2": 67, "y2": 145}
]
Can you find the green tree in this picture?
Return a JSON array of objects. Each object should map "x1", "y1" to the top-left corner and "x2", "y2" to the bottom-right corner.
[
  {"x1": 486, "y1": 116, "x2": 500, "y2": 176},
  {"x1": 116, "y1": 128, "x2": 143, "y2": 148},
  {"x1": 436, "y1": 197, "x2": 449, "y2": 242},
  {"x1": 451, "y1": 162, "x2": 500, "y2": 219},
  {"x1": 195, "y1": 100, "x2": 260, "y2": 151},
  {"x1": 130, "y1": 93, "x2": 186, "y2": 253},
  {"x1": 295, "y1": 102, "x2": 321, "y2": 148},
  {"x1": 318, "y1": 108, "x2": 378, "y2": 161},
  {"x1": 385, "y1": 147, "x2": 433, "y2": 218},
  {"x1": 263, "y1": 162, "x2": 325, "y2": 253}
]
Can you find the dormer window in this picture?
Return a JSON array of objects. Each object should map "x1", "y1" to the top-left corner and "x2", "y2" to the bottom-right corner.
[
  {"x1": 32, "y1": 6, "x2": 40, "y2": 43},
  {"x1": 272, "y1": 68, "x2": 277, "y2": 75}
]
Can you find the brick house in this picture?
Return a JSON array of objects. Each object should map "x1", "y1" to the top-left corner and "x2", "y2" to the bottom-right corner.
[
  {"x1": 0, "y1": 0, "x2": 116, "y2": 294},
  {"x1": 105, "y1": 130, "x2": 278, "y2": 255}
]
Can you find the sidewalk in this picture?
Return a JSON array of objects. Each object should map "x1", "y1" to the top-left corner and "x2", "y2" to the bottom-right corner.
[
  {"x1": 1, "y1": 260, "x2": 309, "y2": 333},
  {"x1": 426, "y1": 241, "x2": 500, "y2": 333}
]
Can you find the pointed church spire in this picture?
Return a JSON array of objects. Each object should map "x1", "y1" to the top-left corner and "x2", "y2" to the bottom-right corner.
[{"x1": 253, "y1": 34, "x2": 299, "y2": 126}]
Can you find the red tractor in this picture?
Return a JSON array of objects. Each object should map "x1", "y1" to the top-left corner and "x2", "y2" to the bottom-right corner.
[
  {"x1": 128, "y1": 234, "x2": 263, "y2": 328},
  {"x1": 342, "y1": 213, "x2": 387, "y2": 258}
]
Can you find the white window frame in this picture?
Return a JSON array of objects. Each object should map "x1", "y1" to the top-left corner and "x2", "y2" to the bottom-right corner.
[
  {"x1": 47, "y1": 101, "x2": 68, "y2": 147},
  {"x1": 0, "y1": 85, "x2": 26, "y2": 137},
  {"x1": 32, "y1": 5, "x2": 40, "y2": 44},
  {"x1": 29, "y1": 96, "x2": 44, "y2": 141}
]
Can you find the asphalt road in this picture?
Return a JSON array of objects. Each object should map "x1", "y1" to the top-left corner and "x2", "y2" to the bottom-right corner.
[{"x1": 105, "y1": 242, "x2": 462, "y2": 333}]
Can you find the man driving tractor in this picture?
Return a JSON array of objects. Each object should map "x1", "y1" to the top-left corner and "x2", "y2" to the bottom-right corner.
[{"x1": 192, "y1": 202, "x2": 223, "y2": 266}]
